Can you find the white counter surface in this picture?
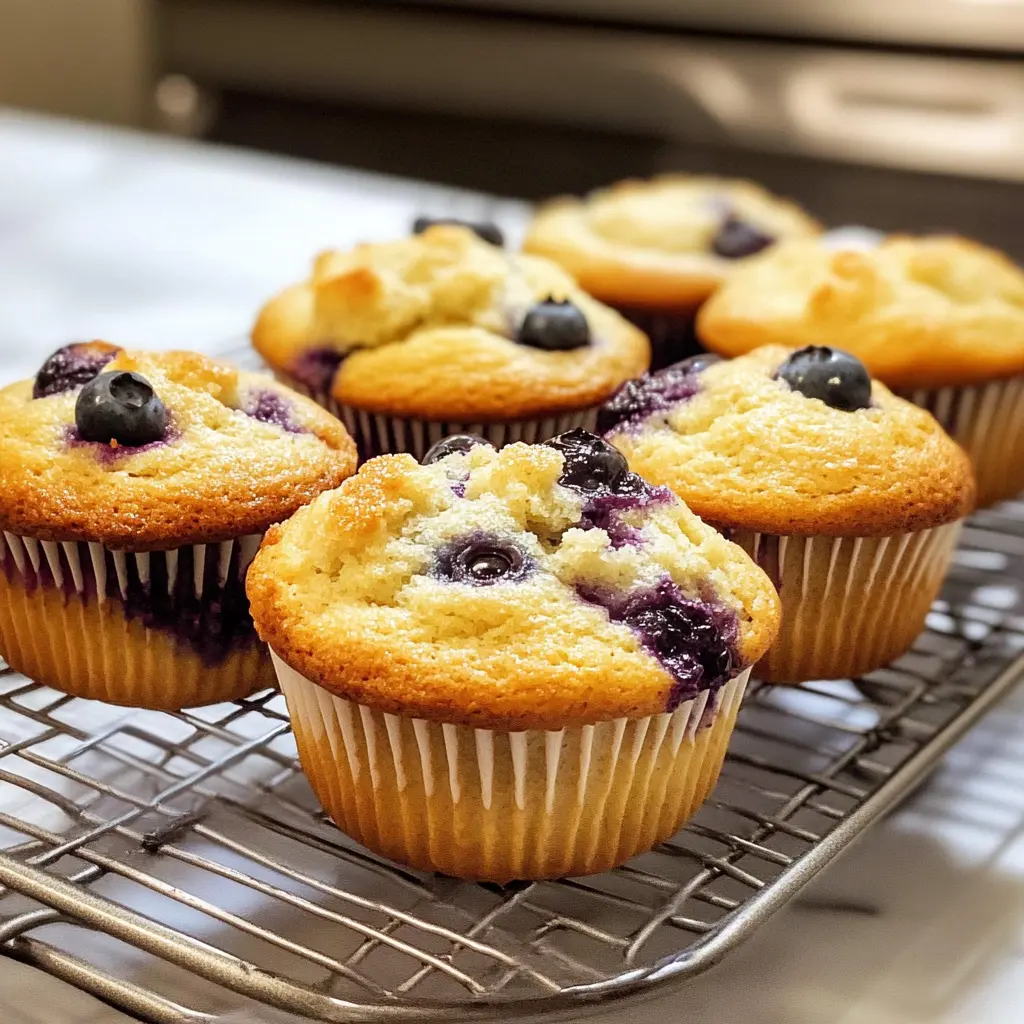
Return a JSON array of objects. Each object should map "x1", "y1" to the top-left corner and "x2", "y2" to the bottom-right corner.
[{"x1": 1, "y1": 109, "x2": 1024, "y2": 1024}]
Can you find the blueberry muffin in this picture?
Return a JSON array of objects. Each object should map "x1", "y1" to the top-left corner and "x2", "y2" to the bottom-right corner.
[
  {"x1": 698, "y1": 235, "x2": 1024, "y2": 507},
  {"x1": 602, "y1": 346, "x2": 975, "y2": 684},
  {"x1": 0, "y1": 343, "x2": 357, "y2": 708},
  {"x1": 524, "y1": 175, "x2": 820, "y2": 371},
  {"x1": 247, "y1": 431, "x2": 780, "y2": 881},
  {"x1": 251, "y1": 225, "x2": 649, "y2": 459}
]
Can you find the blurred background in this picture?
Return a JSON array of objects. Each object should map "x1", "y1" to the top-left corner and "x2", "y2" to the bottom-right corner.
[{"x1": 2, "y1": 0, "x2": 1024, "y2": 253}]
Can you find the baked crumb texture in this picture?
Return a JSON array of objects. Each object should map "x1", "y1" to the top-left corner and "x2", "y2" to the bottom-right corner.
[
  {"x1": 0, "y1": 347, "x2": 357, "y2": 549},
  {"x1": 524, "y1": 175, "x2": 820, "y2": 310},
  {"x1": 252, "y1": 225, "x2": 650, "y2": 426},
  {"x1": 698, "y1": 235, "x2": 1024, "y2": 389},
  {"x1": 608, "y1": 345, "x2": 975, "y2": 536},
  {"x1": 248, "y1": 442, "x2": 780, "y2": 730}
]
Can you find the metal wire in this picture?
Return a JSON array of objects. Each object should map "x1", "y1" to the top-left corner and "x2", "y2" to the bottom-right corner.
[{"x1": 0, "y1": 504, "x2": 1023, "y2": 1022}]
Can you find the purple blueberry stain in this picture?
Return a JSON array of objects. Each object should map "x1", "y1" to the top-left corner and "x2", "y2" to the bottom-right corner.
[
  {"x1": 579, "y1": 486, "x2": 672, "y2": 549},
  {"x1": 33, "y1": 342, "x2": 121, "y2": 399},
  {"x1": 546, "y1": 429, "x2": 673, "y2": 549},
  {"x1": 598, "y1": 355, "x2": 718, "y2": 434},
  {"x1": 430, "y1": 532, "x2": 535, "y2": 587},
  {"x1": 64, "y1": 421, "x2": 179, "y2": 464},
  {"x1": 291, "y1": 347, "x2": 345, "y2": 395},
  {"x1": 2, "y1": 539, "x2": 260, "y2": 666},
  {"x1": 242, "y1": 389, "x2": 308, "y2": 434},
  {"x1": 712, "y1": 213, "x2": 776, "y2": 259},
  {"x1": 578, "y1": 576, "x2": 738, "y2": 708}
]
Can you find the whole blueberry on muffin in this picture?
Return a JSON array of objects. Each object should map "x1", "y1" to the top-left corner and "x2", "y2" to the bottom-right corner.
[
  {"x1": 247, "y1": 433, "x2": 779, "y2": 881},
  {"x1": 698, "y1": 234, "x2": 1024, "y2": 506},
  {"x1": 0, "y1": 344, "x2": 357, "y2": 709},
  {"x1": 251, "y1": 225, "x2": 650, "y2": 459},
  {"x1": 603, "y1": 345, "x2": 975, "y2": 684},
  {"x1": 524, "y1": 175, "x2": 819, "y2": 370}
]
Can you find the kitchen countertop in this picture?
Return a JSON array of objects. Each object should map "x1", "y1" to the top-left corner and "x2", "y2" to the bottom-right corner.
[{"x1": 2, "y1": 108, "x2": 1024, "y2": 1024}]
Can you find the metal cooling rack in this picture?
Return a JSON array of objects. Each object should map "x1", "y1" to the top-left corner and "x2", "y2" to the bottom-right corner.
[{"x1": 0, "y1": 504, "x2": 1023, "y2": 1023}]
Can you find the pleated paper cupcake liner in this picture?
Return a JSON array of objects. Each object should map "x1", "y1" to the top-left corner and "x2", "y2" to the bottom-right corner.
[
  {"x1": 728, "y1": 523, "x2": 962, "y2": 683},
  {"x1": 273, "y1": 651, "x2": 750, "y2": 882},
  {"x1": 0, "y1": 531, "x2": 273, "y2": 708},
  {"x1": 611, "y1": 305, "x2": 705, "y2": 373},
  {"x1": 274, "y1": 372, "x2": 599, "y2": 460},
  {"x1": 900, "y1": 376, "x2": 1024, "y2": 508}
]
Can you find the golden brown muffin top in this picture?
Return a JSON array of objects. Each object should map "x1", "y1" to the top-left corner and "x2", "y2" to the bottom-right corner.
[
  {"x1": 605, "y1": 346, "x2": 975, "y2": 536},
  {"x1": 251, "y1": 226, "x2": 650, "y2": 422},
  {"x1": 698, "y1": 235, "x2": 1024, "y2": 388},
  {"x1": 524, "y1": 175, "x2": 820, "y2": 310},
  {"x1": 248, "y1": 437, "x2": 779, "y2": 729},
  {"x1": 0, "y1": 346, "x2": 357, "y2": 550}
]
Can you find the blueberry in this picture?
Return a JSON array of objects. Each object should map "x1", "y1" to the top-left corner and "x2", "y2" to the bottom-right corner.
[
  {"x1": 546, "y1": 428, "x2": 634, "y2": 494},
  {"x1": 431, "y1": 534, "x2": 531, "y2": 586},
  {"x1": 712, "y1": 215, "x2": 775, "y2": 259},
  {"x1": 517, "y1": 299, "x2": 591, "y2": 352},
  {"x1": 625, "y1": 600, "x2": 734, "y2": 691},
  {"x1": 422, "y1": 434, "x2": 494, "y2": 465},
  {"x1": 775, "y1": 345, "x2": 872, "y2": 412},
  {"x1": 412, "y1": 216, "x2": 504, "y2": 248},
  {"x1": 33, "y1": 341, "x2": 121, "y2": 399},
  {"x1": 597, "y1": 355, "x2": 716, "y2": 433},
  {"x1": 75, "y1": 371, "x2": 168, "y2": 447}
]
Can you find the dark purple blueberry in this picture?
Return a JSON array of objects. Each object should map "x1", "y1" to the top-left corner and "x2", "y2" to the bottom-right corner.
[
  {"x1": 517, "y1": 299, "x2": 591, "y2": 352},
  {"x1": 413, "y1": 216, "x2": 504, "y2": 248},
  {"x1": 75, "y1": 371, "x2": 167, "y2": 447},
  {"x1": 712, "y1": 215, "x2": 775, "y2": 259},
  {"x1": 598, "y1": 355, "x2": 716, "y2": 433},
  {"x1": 33, "y1": 341, "x2": 121, "y2": 399},
  {"x1": 243, "y1": 389, "x2": 305, "y2": 433},
  {"x1": 422, "y1": 434, "x2": 494, "y2": 465},
  {"x1": 546, "y1": 428, "x2": 639, "y2": 496},
  {"x1": 431, "y1": 534, "x2": 533, "y2": 586},
  {"x1": 291, "y1": 348, "x2": 344, "y2": 395},
  {"x1": 576, "y1": 577, "x2": 738, "y2": 707},
  {"x1": 775, "y1": 345, "x2": 871, "y2": 412}
]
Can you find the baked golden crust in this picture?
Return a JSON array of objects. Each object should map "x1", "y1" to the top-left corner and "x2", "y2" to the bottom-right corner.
[
  {"x1": 251, "y1": 226, "x2": 650, "y2": 422},
  {"x1": 607, "y1": 346, "x2": 975, "y2": 536},
  {"x1": 247, "y1": 444, "x2": 780, "y2": 729},
  {"x1": 0, "y1": 348, "x2": 357, "y2": 550},
  {"x1": 697, "y1": 235, "x2": 1024, "y2": 388},
  {"x1": 523, "y1": 175, "x2": 820, "y2": 309}
]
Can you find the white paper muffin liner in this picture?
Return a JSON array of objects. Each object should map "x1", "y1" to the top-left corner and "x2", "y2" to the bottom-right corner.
[
  {"x1": 900, "y1": 376, "x2": 1024, "y2": 508},
  {"x1": 275, "y1": 371, "x2": 598, "y2": 459},
  {"x1": 727, "y1": 522, "x2": 962, "y2": 683},
  {"x1": 0, "y1": 531, "x2": 271, "y2": 707},
  {"x1": 273, "y1": 651, "x2": 751, "y2": 881}
]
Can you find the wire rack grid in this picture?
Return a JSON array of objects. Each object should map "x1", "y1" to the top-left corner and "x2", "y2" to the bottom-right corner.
[{"x1": 0, "y1": 500, "x2": 1023, "y2": 1022}]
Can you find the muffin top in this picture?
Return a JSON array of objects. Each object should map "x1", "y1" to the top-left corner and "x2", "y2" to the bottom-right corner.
[
  {"x1": 697, "y1": 235, "x2": 1024, "y2": 388},
  {"x1": 523, "y1": 175, "x2": 820, "y2": 310},
  {"x1": 0, "y1": 344, "x2": 357, "y2": 550},
  {"x1": 602, "y1": 346, "x2": 975, "y2": 536},
  {"x1": 247, "y1": 432, "x2": 780, "y2": 729},
  {"x1": 251, "y1": 225, "x2": 650, "y2": 422}
]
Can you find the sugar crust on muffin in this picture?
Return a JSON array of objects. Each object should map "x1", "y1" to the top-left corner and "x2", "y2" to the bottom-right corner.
[
  {"x1": 605, "y1": 346, "x2": 975, "y2": 536},
  {"x1": 252, "y1": 225, "x2": 650, "y2": 421},
  {"x1": 524, "y1": 175, "x2": 820, "y2": 309},
  {"x1": 698, "y1": 235, "x2": 1024, "y2": 387},
  {"x1": 247, "y1": 442, "x2": 779, "y2": 729},
  {"x1": 0, "y1": 348, "x2": 357, "y2": 548}
]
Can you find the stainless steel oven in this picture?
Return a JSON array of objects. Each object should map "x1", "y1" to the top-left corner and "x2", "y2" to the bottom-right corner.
[{"x1": 154, "y1": 0, "x2": 1024, "y2": 253}]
